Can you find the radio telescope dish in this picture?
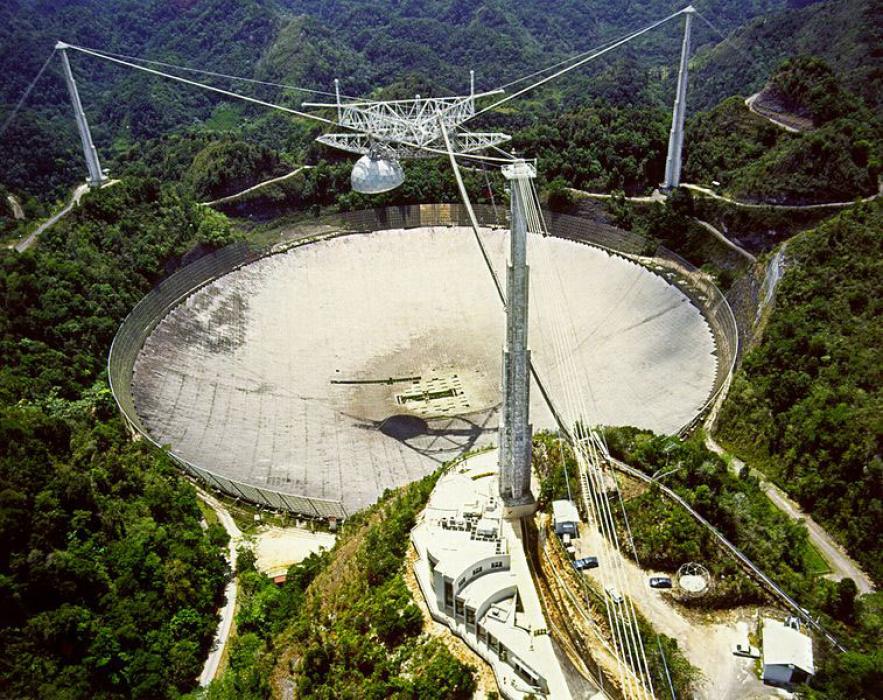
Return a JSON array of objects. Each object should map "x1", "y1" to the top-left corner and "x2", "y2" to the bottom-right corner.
[{"x1": 351, "y1": 154, "x2": 405, "y2": 194}]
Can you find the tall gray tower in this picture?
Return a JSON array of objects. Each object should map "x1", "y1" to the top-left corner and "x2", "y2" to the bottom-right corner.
[
  {"x1": 56, "y1": 42, "x2": 107, "y2": 188},
  {"x1": 499, "y1": 160, "x2": 536, "y2": 516},
  {"x1": 662, "y1": 6, "x2": 695, "y2": 190}
]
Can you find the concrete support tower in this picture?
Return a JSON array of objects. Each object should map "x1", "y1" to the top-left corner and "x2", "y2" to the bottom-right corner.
[
  {"x1": 499, "y1": 160, "x2": 536, "y2": 516},
  {"x1": 56, "y1": 43, "x2": 107, "y2": 187},
  {"x1": 662, "y1": 6, "x2": 695, "y2": 190}
]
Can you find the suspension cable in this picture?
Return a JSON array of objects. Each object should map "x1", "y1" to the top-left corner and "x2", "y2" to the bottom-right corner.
[
  {"x1": 68, "y1": 44, "x2": 358, "y2": 98},
  {"x1": 0, "y1": 49, "x2": 57, "y2": 138},
  {"x1": 61, "y1": 43, "x2": 517, "y2": 165},
  {"x1": 465, "y1": 9, "x2": 684, "y2": 124},
  {"x1": 63, "y1": 43, "x2": 339, "y2": 125}
]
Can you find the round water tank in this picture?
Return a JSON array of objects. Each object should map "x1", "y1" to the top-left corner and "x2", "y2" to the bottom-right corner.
[{"x1": 351, "y1": 154, "x2": 405, "y2": 194}]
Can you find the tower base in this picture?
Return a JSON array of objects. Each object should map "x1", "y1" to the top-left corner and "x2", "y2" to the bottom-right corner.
[{"x1": 502, "y1": 494, "x2": 537, "y2": 520}]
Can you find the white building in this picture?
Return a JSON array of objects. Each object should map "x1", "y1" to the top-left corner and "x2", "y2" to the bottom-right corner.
[
  {"x1": 761, "y1": 617, "x2": 815, "y2": 687},
  {"x1": 551, "y1": 499, "x2": 579, "y2": 537},
  {"x1": 411, "y1": 451, "x2": 583, "y2": 699}
]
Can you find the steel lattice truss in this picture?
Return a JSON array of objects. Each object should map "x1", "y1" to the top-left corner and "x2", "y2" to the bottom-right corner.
[{"x1": 304, "y1": 91, "x2": 510, "y2": 159}]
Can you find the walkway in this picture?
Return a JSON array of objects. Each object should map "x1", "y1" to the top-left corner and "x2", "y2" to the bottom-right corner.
[
  {"x1": 202, "y1": 165, "x2": 312, "y2": 207},
  {"x1": 704, "y1": 435, "x2": 875, "y2": 595},
  {"x1": 693, "y1": 218, "x2": 756, "y2": 263},
  {"x1": 197, "y1": 489, "x2": 242, "y2": 688},
  {"x1": 567, "y1": 186, "x2": 757, "y2": 262}
]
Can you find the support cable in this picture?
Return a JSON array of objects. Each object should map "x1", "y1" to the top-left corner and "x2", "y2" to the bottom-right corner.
[
  {"x1": 62, "y1": 43, "x2": 516, "y2": 165},
  {"x1": 493, "y1": 29, "x2": 650, "y2": 92},
  {"x1": 0, "y1": 49, "x2": 57, "y2": 138},
  {"x1": 466, "y1": 10, "x2": 684, "y2": 124},
  {"x1": 525, "y1": 182, "x2": 657, "y2": 698},
  {"x1": 64, "y1": 44, "x2": 355, "y2": 98},
  {"x1": 63, "y1": 43, "x2": 339, "y2": 125},
  {"x1": 520, "y1": 187, "x2": 641, "y2": 696}
]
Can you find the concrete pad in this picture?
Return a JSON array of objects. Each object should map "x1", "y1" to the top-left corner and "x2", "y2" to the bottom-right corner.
[{"x1": 253, "y1": 526, "x2": 336, "y2": 577}]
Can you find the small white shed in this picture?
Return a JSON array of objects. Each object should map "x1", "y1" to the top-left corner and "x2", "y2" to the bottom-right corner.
[
  {"x1": 552, "y1": 500, "x2": 579, "y2": 536},
  {"x1": 762, "y1": 617, "x2": 815, "y2": 687}
]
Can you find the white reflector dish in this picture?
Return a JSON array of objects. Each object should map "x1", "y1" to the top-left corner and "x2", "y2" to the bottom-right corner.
[{"x1": 351, "y1": 154, "x2": 405, "y2": 194}]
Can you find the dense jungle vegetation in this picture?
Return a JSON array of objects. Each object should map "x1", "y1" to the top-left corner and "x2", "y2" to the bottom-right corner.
[
  {"x1": 0, "y1": 179, "x2": 236, "y2": 697},
  {"x1": 3, "y1": 0, "x2": 878, "y2": 208},
  {"x1": 203, "y1": 471, "x2": 476, "y2": 700},
  {"x1": 717, "y1": 200, "x2": 882, "y2": 586}
]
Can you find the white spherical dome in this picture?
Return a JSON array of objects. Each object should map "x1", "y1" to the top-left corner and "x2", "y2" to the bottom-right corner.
[{"x1": 351, "y1": 154, "x2": 405, "y2": 194}]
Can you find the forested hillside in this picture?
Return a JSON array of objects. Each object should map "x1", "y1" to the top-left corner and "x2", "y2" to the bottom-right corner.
[
  {"x1": 689, "y1": 0, "x2": 883, "y2": 114},
  {"x1": 0, "y1": 0, "x2": 811, "y2": 205},
  {"x1": 717, "y1": 200, "x2": 882, "y2": 585},
  {"x1": 0, "y1": 180, "x2": 236, "y2": 697},
  {"x1": 684, "y1": 57, "x2": 881, "y2": 203},
  {"x1": 205, "y1": 470, "x2": 476, "y2": 699}
]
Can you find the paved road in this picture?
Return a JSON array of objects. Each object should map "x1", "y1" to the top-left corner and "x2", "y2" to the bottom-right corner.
[
  {"x1": 203, "y1": 166, "x2": 312, "y2": 206},
  {"x1": 197, "y1": 490, "x2": 242, "y2": 688},
  {"x1": 14, "y1": 183, "x2": 90, "y2": 252},
  {"x1": 693, "y1": 218, "x2": 756, "y2": 263},
  {"x1": 682, "y1": 181, "x2": 883, "y2": 211},
  {"x1": 704, "y1": 436, "x2": 875, "y2": 595},
  {"x1": 744, "y1": 92, "x2": 803, "y2": 133}
]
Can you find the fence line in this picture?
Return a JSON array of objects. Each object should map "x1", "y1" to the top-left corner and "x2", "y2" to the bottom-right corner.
[{"x1": 108, "y1": 203, "x2": 739, "y2": 519}]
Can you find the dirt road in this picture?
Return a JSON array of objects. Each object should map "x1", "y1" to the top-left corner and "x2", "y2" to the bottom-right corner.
[
  {"x1": 14, "y1": 183, "x2": 90, "y2": 252},
  {"x1": 705, "y1": 436, "x2": 875, "y2": 595},
  {"x1": 196, "y1": 491, "x2": 242, "y2": 687}
]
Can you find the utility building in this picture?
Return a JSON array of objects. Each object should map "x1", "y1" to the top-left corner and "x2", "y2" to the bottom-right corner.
[
  {"x1": 551, "y1": 500, "x2": 580, "y2": 536},
  {"x1": 761, "y1": 617, "x2": 815, "y2": 687}
]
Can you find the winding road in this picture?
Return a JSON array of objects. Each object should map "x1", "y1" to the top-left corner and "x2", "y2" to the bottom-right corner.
[
  {"x1": 744, "y1": 92, "x2": 804, "y2": 134},
  {"x1": 202, "y1": 165, "x2": 312, "y2": 207},
  {"x1": 196, "y1": 489, "x2": 242, "y2": 687},
  {"x1": 681, "y1": 181, "x2": 883, "y2": 211},
  {"x1": 13, "y1": 183, "x2": 90, "y2": 253},
  {"x1": 704, "y1": 436, "x2": 875, "y2": 595}
]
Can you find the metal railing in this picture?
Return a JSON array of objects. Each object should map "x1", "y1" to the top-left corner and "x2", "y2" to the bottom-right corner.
[{"x1": 108, "y1": 203, "x2": 739, "y2": 519}]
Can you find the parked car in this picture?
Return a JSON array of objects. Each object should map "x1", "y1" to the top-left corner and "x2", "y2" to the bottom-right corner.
[
  {"x1": 605, "y1": 585, "x2": 624, "y2": 604},
  {"x1": 573, "y1": 557, "x2": 599, "y2": 571},
  {"x1": 649, "y1": 576, "x2": 673, "y2": 589},
  {"x1": 732, "y1": 642, "x2": 760, "y2": 658}
]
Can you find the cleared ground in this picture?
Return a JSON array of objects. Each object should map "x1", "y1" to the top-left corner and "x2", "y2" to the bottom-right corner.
[{"x1": 133, "y1": 226, "x2": 717, "y2": 513}]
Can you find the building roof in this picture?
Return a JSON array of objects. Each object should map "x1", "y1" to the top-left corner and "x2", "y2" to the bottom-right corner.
[
  {"x1": 552, "y1": 499, "x2": 579, "y2": 524},
  {"x1": 762, "y1": 618, "x2": 815, "y2": 674}
]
